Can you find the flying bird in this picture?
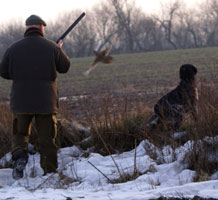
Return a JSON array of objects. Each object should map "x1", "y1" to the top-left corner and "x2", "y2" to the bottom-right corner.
[{"x1": 83, "y1": 46, "x2": 114, "y2": 76}]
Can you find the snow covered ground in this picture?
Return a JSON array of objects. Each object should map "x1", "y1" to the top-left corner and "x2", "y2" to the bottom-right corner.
[{"x1": 0, "y1": 139, "x2": 218, "y2": 200}]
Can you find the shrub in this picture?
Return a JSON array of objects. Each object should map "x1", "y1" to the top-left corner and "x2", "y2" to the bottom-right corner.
[{"x1": 0, "y1": 102, "x2": 12, "y2": 158}]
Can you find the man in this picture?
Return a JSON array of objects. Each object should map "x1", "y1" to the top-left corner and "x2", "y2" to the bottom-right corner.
[{"x1": 0, "y1": 15, "x2": 71, "y2": 179}]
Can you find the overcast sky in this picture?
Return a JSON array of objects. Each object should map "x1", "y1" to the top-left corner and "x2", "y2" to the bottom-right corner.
[{"x1": 0, "y1": 0, "x2": 203, "y2": 24}]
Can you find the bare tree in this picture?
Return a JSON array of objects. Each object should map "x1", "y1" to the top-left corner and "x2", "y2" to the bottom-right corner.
[
  {"x1": 199, "y1": 0, "x2": 218, "y2": 46},
  {"x1": 2, "y1": 0, "x2": 218, "y2": 58},
  {"x1": 182, "y1": 9, "x2": 204, "y2": 48},
  {"x1": 0, "y1": 21, "x2": 24, "y2": 58},
  {"x1": 154, "y1": 0, "x2": 182, "y2": 49},
  {"x1": 46, "y1": 10, "x2": 97, "y2": 57},
  {"x1": 130, "y1": 14, "x2": 162, "y2": 51},
  {"x1": 109, "y1": 0, "x2": 137, "y2": 52},
  {"x1": 92, "y1": 2, "x2": 118, "y2": 52}
]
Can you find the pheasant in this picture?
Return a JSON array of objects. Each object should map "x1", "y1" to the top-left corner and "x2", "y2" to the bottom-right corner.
[{"x1": 83, "y1": 46, "x2": 113, "y2": 76}]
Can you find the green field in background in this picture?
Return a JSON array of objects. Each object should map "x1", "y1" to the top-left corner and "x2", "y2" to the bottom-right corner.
[{"x1": 0, "y1": 47, "x2": 217, "y2": 98}]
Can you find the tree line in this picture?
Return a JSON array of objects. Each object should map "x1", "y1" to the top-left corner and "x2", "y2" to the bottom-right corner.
[{"x1": 0, "y1": 0, "x2": 218, "y2": 59}]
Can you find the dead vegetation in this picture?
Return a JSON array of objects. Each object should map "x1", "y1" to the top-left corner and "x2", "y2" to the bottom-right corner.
[
  {"x1": 0, "y1": 51, "x2": 218, "y2": 183},
  {"x1": 1, "y1": 80, "x2": 218, "y2": 180}
]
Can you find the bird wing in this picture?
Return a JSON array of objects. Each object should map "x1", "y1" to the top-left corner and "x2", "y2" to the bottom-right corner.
[
  {"x1": 104, "y1": 46, "x2": 112, "y2": 56},
  {"x1": 83, "y1": 63, "x2": 98, "y2": 76},
  {"x1": 93, "y1": 50, "x2": 99, "y2": 56}
]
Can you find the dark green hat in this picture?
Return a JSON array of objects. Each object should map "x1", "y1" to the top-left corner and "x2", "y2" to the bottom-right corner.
[{"x1": 25, "y1": 15, "x2": 46, "y2": 26}]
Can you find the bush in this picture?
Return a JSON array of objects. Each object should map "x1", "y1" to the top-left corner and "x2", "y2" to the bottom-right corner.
[{"x1": 0, "y1": 102, "x2": 12, "y2": 158}]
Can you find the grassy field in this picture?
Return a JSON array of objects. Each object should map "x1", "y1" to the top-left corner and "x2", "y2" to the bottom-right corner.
[
  {"x1": 0, "y1": 47, "x2": 218, "y2": 101},
  {"x1": 60, "y1": 47, "x2": 218, "y2": 96}
]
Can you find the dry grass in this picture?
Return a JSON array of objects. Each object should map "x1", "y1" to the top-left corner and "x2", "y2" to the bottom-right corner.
[
  {"x1": 72, "y1": 78, "x2": 218, "y2": 180},
  {"x1": 0, "y1": 102, "x2": 12, "y2": 158},
  {"x1": 1, "y1": 79, "x2": 218, "y2": 181},
  {"x1": 180, "y1": 81, "x2": 218, "y2": 180},
  {"x1": 0, "y1": 100, "x2": 85, "y2": 157},
  {"x1": 0, "y1": 47, "x2": 218, "y2": 182},
  {"x1": 78, "y1": 93, "x2": 151, "y2": 155}
]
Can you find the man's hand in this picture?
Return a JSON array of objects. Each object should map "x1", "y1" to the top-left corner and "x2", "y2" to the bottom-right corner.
[{"x1": 58, "y1": 40, "x2": 63, "y2": 48}]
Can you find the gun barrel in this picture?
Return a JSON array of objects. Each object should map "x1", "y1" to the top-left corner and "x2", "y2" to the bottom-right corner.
[{"x1": 56, "y1": 12, "x2": 86, "y2": 43}]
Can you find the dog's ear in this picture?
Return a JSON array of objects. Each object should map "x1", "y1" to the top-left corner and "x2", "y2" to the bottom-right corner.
[
  {"x1": 180, "y1": 64, "x2": 197, "y2": 81},
  {"x1": 190, "y1": 64, "x2": 197, "y2": 74}
]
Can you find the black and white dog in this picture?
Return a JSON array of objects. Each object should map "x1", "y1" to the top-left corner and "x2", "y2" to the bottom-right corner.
[{"x1": 147, "y1": 64, "x2": 198, "y2": 130}]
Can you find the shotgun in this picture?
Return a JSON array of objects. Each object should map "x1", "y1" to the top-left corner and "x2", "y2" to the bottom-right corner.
[{"x1": 56, "y1": 12, "x2": 86, "y2": 43}]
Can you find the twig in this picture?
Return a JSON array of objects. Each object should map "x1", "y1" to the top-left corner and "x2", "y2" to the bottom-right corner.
[
  {"x1": 88, "y1": 160, "x2": 113, "y2": 184},
  {"x1": 134, "y1": 139, "x2": 137, "y2": 175},
  {"x1": 96, "y1": 131, "x2": 123, "y2": 179}
]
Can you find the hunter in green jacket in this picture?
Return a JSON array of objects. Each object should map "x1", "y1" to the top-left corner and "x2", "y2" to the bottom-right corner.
[{"x1": 0, "y1": 15, "x2": 70, "y2": 179}]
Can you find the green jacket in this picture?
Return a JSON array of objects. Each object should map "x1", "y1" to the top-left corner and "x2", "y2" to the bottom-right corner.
[{"x1": 0, "y1": 28, "x2": 70, "y2": 113}]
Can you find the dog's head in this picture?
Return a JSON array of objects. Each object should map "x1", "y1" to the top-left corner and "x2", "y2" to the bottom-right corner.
[{"x1": 179, "y1": 64, "x2": 197, "y2": 81}]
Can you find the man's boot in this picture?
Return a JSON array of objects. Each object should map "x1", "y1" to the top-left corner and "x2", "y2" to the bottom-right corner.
[{"x1": 12, "y1": 150, "x2": 28, "y2": 180}]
